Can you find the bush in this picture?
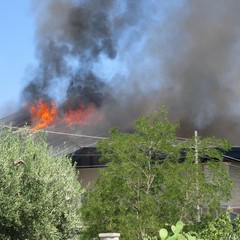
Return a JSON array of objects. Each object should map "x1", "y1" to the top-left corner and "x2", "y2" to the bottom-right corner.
[
  {"x1": 144, "y1": 221, "x2": 198, "y2": 240},
  {"x1": 144, "y1": 213, "x2": 240, "y2": 240},
  {"x1": 197, "y1": 212, "x2": 240, "y2": 240},
  {"x1": 0, "y1": 127, "x2": 83, "y2": 239}
]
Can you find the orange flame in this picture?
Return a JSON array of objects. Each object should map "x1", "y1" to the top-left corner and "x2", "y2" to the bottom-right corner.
[
  {"x1": 29, "y1": 100, "x2": 57, "y2": 130},
  {"x1": 62, "y1": 104, "x2": 97, "y2": 126},
  {"x1": 27, "y1": 100, "x2": 102, "y2": 129}
]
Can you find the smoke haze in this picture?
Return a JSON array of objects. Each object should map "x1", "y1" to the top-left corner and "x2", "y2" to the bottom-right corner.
[{"x1": 21, "y1": 0, "x2": 240, "y2": 143}]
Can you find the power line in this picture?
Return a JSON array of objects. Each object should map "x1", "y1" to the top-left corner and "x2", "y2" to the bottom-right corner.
[
  {"x1": 34, "y1": 129, "x2": 106, "y2": 139},
  {"x1": 2, "y1": 125, "x2": 107, "y2": 140}
]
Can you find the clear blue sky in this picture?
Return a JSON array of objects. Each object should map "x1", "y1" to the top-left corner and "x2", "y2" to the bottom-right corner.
[{"x1": 0, "y1": 1, "x2": 35, "y2": 117}]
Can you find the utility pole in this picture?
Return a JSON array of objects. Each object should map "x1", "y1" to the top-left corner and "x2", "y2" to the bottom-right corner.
[{"x1": 195, "y1": 130, "x2": 201, "y2": 222}]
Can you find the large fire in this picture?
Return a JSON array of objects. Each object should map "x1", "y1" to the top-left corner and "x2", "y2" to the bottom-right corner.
[{"x1": 27, "y1": 100, "x2": 101, "y2": 130}]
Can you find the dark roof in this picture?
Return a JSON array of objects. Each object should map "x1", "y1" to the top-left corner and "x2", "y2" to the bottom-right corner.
[
  {"x1": 69, "y1": 147, "x2": 104, "y2": 168},
  {"x1": 1, "y1": 109, "x2": 240, "y2": 168},
  {"x1": 70, "y1": 146, "x2": 240, "y2": 168},
  {"x1": 223, "y1": 147, "x2": 240, "y2": 162},
  {"x1": 0, "y1": 108, "x2": 30, "y2": 127}
]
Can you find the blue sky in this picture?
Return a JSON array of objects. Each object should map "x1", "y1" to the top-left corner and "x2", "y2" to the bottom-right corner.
[{"x1": 0, "y1": 1, "x2": 35, "y2": 117}]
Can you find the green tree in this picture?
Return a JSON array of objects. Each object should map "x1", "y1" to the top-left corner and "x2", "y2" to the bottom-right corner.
[
  {"x1": 0, "y1": 127, "x2": 83, "y2": 240},
  {"x1": 81, "y1": 108, "x2": 232, "y2": 239}
]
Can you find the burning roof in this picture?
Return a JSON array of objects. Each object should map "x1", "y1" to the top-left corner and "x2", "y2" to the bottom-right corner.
[
  {"x1": 26, "y1": 100, "x2": 102, "y2": 130},
  {"x1": 0, "y1": 105, "x2": 107, "y2": 162}
]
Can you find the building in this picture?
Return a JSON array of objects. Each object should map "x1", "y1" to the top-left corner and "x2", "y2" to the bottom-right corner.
[{"x1": 0, "y1": 109, "x2": 240, "y2": 214}]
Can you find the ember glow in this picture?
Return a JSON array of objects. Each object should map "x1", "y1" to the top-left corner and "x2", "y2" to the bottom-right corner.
[{"x1": 27, "y1": 100, "x2": 100, "y2": 130}]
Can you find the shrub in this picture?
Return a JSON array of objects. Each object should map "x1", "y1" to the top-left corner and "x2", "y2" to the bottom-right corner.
[{"x1": 0, "y1": 127, "x2": 83, "y2": 239}]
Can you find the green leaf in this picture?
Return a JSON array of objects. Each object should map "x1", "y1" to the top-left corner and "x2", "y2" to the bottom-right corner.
[
  {"x1": 171, "y1": 225, "x2": 177, "y2": 234},
  {"x1": 176, "y1": 221, "x2": 184, "y2": 233},
  {"x1": 159, "y1": 228, "x2": 168, "y2": 240}
]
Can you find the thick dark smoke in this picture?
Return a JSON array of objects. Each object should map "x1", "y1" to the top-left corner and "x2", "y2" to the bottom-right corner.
[
  {"x1": 23, "y1": 0, "x2": 116, "y2": 107},
  {"x1": 22, "y1": 0, "x2": 240, "y2": 143}
]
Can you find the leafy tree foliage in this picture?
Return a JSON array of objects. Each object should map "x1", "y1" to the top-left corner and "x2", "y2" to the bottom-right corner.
[
  {"x1": 144, "y1": 213, "x2": 240, "y2": 240},
  {"x1": 81, "y1": 108, "x2": 232, "y2": 239},
  {"x1": 0, "y1": 127, "x2": 83, "y2": 240},
  {"x1": 197, "y1": 212, "x2": 236, "y2": 240}
]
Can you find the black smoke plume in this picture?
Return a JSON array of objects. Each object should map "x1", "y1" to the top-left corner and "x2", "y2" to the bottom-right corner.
[{"x1": 22, "y1": 0, "x2": 240, "y2": 143}]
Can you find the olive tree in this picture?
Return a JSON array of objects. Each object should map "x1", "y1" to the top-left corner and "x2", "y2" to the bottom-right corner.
[
  {"x1": 80, "y1": 108, "x2": 232, "y2": 239},
  {"x1": 0, "y1": 127, "x2": 83, "y2": 240}
]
